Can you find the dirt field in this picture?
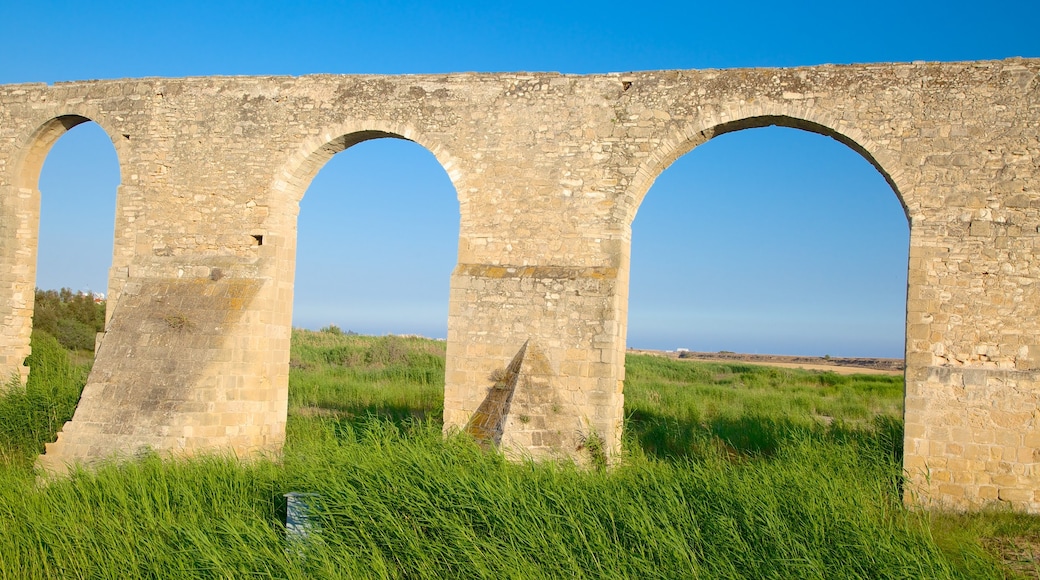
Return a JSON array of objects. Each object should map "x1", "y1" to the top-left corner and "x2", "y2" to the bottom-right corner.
[{"x1": 628, "y1": 349, "x2": 905, "y2": 376}]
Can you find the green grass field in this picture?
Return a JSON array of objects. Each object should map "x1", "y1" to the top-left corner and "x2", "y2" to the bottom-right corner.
[{"x1": 0, "y1": 329, "x2": 1037, "y2": 578}]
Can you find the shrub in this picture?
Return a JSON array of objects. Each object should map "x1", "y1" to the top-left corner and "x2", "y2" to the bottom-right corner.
[
  {"x1": 32, "y1": 288, "x2": 105, "y2": 351},
  {"x1": 320, "y1": 324, "x2": 344, "y2": 335}
]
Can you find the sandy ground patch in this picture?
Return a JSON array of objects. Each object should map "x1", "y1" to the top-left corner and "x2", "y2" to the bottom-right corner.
[{"x1": 629, "y1": 349, "x2": 904, "y2": 376}]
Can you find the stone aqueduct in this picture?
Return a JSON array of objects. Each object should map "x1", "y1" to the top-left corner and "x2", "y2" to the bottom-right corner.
[{"x1": 0, "y1": 59, "x2": 1038, "y2": 511}]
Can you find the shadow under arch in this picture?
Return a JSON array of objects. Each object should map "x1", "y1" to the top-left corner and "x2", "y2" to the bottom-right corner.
[
  {"x1": 2, "y1": 114, "x2": 126, "y2": 382},
  {"x1": 626, "y1": 114, "x2": 911, "y2": 225}
]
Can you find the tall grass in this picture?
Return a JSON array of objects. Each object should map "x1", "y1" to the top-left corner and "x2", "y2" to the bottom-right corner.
[
  {"x1": 0, "y1": 330, "x2": 1031, "y2": 578},
  {"x1": 290, "y1": 331, "x2": 444, "y2": 424},
  {"x1": 276, "y1": 418, "x2": 991, "y2": 578},
  {"x1": 623, "y1": 354, "x2": 904, "y2": 461},
  {"x1": 0, "y1": 330, "x2": 88, "y2": 468}
]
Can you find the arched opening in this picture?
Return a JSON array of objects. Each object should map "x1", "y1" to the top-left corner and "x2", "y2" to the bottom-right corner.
[
  {"x1": 630, "y1": 124, "x2": 908, "y2": 356},
  {"x1": 287, "y1": 133, "x2": 459, "y2": 434},
  {"x1": 624, "y1": 119, "x2": 909, "y2": 461},
  {"x1": 1, "y1": 116, "x2": 119, "y2": 466},
  {"x1": 34, "y1": 121, "x2": 118, "y2": 358},
  {"x1": 294, "y1": 137, "x2": 459, "y2": 338},
  {"x1": 16, "y1": 116, "x2": 120, "y2": 357}
]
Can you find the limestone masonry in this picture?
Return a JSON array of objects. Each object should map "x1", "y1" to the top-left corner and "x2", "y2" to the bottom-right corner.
[{"x1": 0, "y1": 60, "x2": 1037, "y2": 511}]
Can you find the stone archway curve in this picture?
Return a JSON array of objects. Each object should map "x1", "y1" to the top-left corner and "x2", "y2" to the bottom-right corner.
[
  {"x1": 263, "y1": 118, "x2": 466, "y2": 332},
  {"x1": 624, "y1": 105, "x2": 913, "y2": 227},
  {"x1": 13, "y1": 113, "x2": 129, "y2": 190},
  {"x1": 270, "y1": 119, "x2": 466, "y2": 215}
]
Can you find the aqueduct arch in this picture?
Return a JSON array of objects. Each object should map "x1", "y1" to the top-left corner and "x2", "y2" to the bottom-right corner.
[
  {"x1": 0, "y1": 114, "x2": 127, "y2": 383},
  {"x1": 618, "y1": 113, "x2": 912, "y2": 454},
  {"x1": 626, "y1": 114, "x2": 910, "y2": 219},
  {"x1": 0, "y1": 61, "x2": 1036, "y2": 512},
  {"x1": 264, "y1": 124, "x2": 463, "y2": 406},
  {"x1": 618, "y1": 113, "x2": 912, "y2": 355}
]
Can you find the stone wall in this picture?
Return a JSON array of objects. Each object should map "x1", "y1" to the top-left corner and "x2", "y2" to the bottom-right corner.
[{"x1": 0, "y1": 59, "x2": 1037, "y2": 511}]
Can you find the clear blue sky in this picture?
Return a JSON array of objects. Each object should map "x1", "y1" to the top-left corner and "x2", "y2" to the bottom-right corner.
[{"x1": 2, "y1": 0, "x2": 1037, "y2": 357}]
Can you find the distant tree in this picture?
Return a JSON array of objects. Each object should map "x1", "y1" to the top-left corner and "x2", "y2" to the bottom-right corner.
[{"x1": 32, "y1": 289, "x2": 105, "y2": 351}]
